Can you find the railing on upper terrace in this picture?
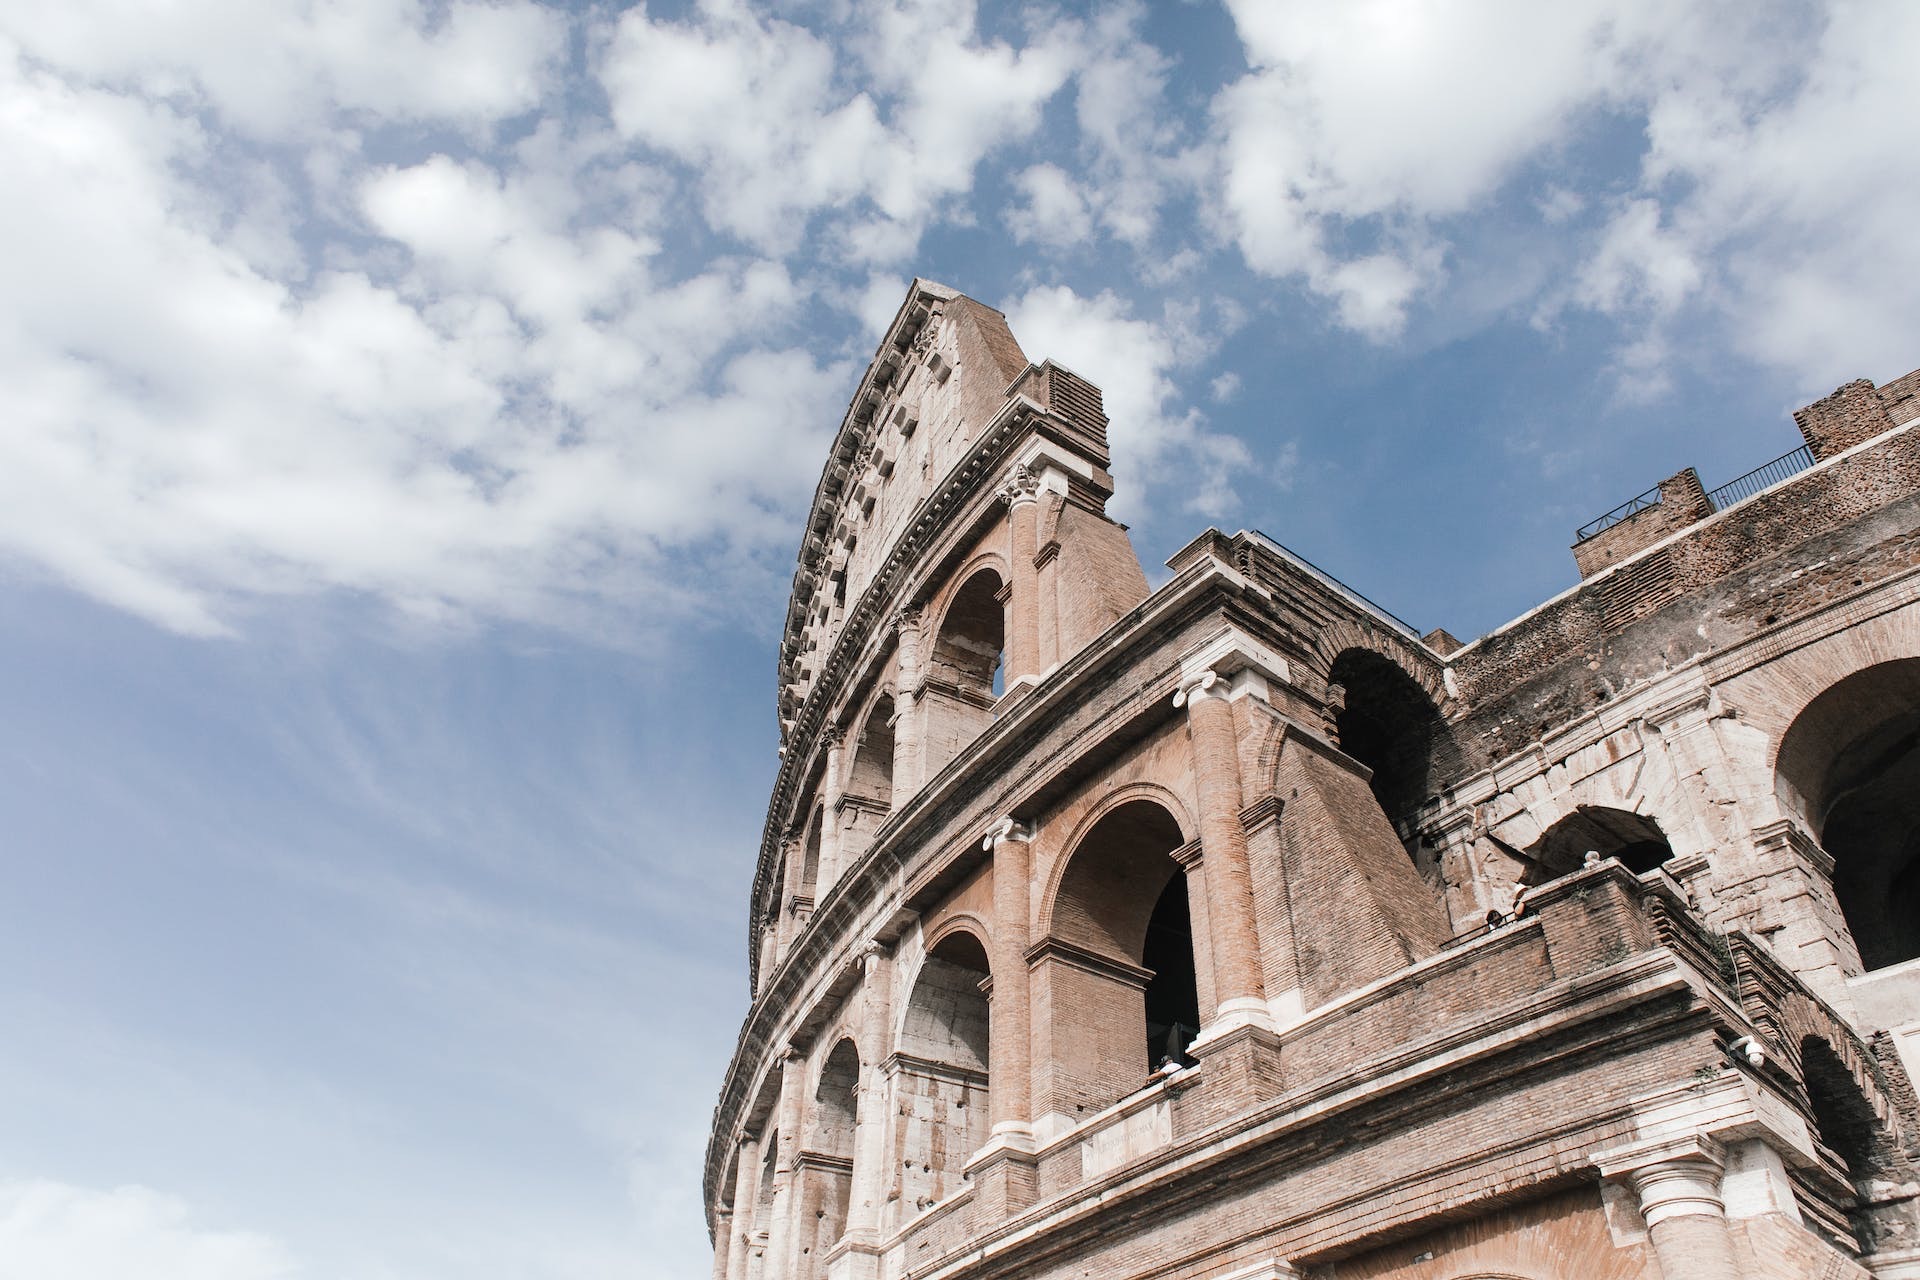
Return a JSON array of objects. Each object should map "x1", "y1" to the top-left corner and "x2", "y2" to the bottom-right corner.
[
  {"x1": 1575, "y1": 483, "x2": 1664, "y2": 542},
  {"x1": 1574, "y1": 442, "x2": 1817, "y2": 545},
  {"x1": 1705, "y1": 443, "x2": 1816, "y2": 511}
]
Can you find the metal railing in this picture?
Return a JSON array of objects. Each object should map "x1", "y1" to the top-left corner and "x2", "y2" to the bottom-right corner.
[
  {"x1": 1575, "y1": 484, "x2": 1663, "y2": 542},
  {"x1": 1574, "y1": 442, "x2": 1818, "y2": 544},
  {"x1": 1706, "y1": 443, "x2": 1815, "y2": 512}
]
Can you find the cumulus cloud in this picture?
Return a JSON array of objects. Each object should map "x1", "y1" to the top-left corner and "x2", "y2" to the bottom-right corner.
[
  {"x1": 0, "y1": 1180, "x2": 299, "y2": 1280},
  {"x1": 1209, "y1": 0, "x2": 1920, "y2": 381},
  {"x1": 0, "y1": 15, "x2": 852, "y2": 638},
  {"x1": 0, "y1": 0, "x2": 565, "y2": 137},
  {"x1": 598, "y1": 0, "x2": 1071, "y2": 258},
  {"x1": 1006, "y1": 164, "x2": 1095, "y2": 248}
]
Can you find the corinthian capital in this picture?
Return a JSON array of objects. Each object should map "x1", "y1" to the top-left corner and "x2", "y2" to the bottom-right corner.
[{"x1": 994, "y1": 464, "x2": 1039, "y2": 506}]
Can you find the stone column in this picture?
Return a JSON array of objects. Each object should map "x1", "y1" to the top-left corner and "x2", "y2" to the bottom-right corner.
[
  {"x1": 709, "y1": 1208, "x2": 733, "y2": 1280},
  {"x1": 777, "y1": 833, "x2": 806, "y2": 962},
  {"x1": 1602, "y1": 1137, "x2": 1742, "y2": 1280},
  {"x1": 965, "y1": 817, "x2": 1039, "y2": 1220},
  {"x1": 725, "y1": 1131, "x2": 761, "y2": 1280},
  {"x1": 848, "y1": 943, "x2": 893, "y2": 1238},
  {"x1": 818, "y1": 731, "x2": 846, "y2": 894},
  {"x1": 766, "y1": 1049, "x2": 805, "y2": 1280},
  {"x1": 890, "y1": 610, "x2": 924, "y2": 797},
  {"x1": 984, "y1": 818, "x2": 1034, "y2": 1135},
  {"x1": 1175, "y1": 669, "x2": 1270, "y2": 1034},
  {"x1": 830, "y1": 943, "x2": 893, "y2": 1280},
  {"x1": 997, "y1": 466, "x2": 1041, "y2": 688}
]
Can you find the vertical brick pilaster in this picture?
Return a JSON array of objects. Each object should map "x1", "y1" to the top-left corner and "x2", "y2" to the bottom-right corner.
[
  {"x1": 999, "y1": 467, "x2": 1041, "y2": 684},
  {"x1": 1179, "y1": 670, "x2": 1269, "y2": 1032},
  {"x1": 725, "y1": 1132, "x2": 760, "y2": 1280},
  {"x1": 986, "y1": 820, "x2": 1034, "y2": 1134},
  {"x1": 890, "y1": 609, "x2": 924, "y2": 797}
]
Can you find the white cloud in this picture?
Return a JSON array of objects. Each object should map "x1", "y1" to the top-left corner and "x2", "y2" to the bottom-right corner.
[
  {"x1": 598, "y1": 0, "x2": 1072, "y2": 259},
  {"x1": 0, "y1": 1180, "x2": 299, "y2": 1280},
  {"x1": 0, "y1": 39, "x2": 841, "y2": 638},
  {"x1": 0, "y1": 0, "x2": 565, "y2": 137},
  {"x1": 1007, "y1": 285, "x2": 1255, "y2": 519},
  {"x1": 1208, "y1": 0, "x2": 1920, "y2": 385},
  {"x1": 1006, "y1": 164, "x2": 1095, "y2": 248}
]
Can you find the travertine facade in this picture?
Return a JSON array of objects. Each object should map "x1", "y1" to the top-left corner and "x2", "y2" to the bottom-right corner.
[{"x1": 705, "y1": 280, "x2": 1920, "y2": 1280}]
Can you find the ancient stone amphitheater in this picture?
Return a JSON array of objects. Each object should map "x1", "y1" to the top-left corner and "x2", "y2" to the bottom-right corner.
[{"x1": 704, "y1": 280, "x2": 1920, "y2": 1280}]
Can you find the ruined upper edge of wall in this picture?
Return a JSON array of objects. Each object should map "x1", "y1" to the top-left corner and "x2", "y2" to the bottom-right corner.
[
  {"x1": 1572, "y1": 366, "x2": 1920, "y2": 578},
  {"x1": 773, "y1": 281, "x2": 1116, "y2": 735}
]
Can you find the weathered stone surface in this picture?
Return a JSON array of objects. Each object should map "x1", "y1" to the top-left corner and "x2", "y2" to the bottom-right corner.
[{"x1": 707, "y1": 282, "x2": 1920, "y2": 1280}]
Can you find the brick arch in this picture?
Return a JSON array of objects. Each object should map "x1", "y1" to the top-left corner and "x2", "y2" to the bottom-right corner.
[
  {"x1": 1311, "y1": 619, "x2": 1451, "y2": 712},
  {"x1": 1775, "y1": 990, "x2": 1907, "y2": 1147},
  {"x1": 921, "y1": 911, "x2": 993, "y2": 963},
  {"x1": 1036, "y1": 782, "x2": 1195, "y2": 945},
  {"x1": 924, "y1": 551, "x2": 1010, "y2": 645}
]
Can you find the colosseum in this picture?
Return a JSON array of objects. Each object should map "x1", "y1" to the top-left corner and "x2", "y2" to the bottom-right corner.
[{"x1": 703, "y1": 279, "x2": 1920, "y2": 1280}]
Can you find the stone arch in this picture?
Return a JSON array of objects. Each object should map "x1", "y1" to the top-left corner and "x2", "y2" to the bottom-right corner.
[
  {"x1": 890, "y1": 927, "x2": 990, "y2": 1223},
  {"x1": 929, "y1": 565, "x2": 1006, "y2": 699},
  {"x1": 1322, "y1": 643, "x2": 1464, "y2": 850},
  {"x1": 1525, "y1": 804, "x2": 1675, "y2": 883},
  {"x1": 1034, "y1": 795, "x2": 1198, "y2": 1117},
  {"x1": 1772, "y1": 658, "x2": 1920, "y2": 971},
  {"x1": 1038, "y1": 782, "x2": 1196, "y2": 940},
  {"x1": 917, "y1": 560, "x2": 1008, "y2": 780},
  {"x1": 846, "y1": 692, "x2": 895, "y2": 807},
  {"x1": 922, "y1": 911, "x2": 993, "y2": 963},
  {"x1": 1312, "y1": 619, "x2": 1452, "y2": 712},
  {"x1": 802, "y1": 1037, "x2": 860, "y2": 1260}
]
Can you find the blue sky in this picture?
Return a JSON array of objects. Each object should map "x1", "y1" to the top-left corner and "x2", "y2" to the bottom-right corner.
[{"x1": 2, "y1": 1, "x2": 1916, "y2": 1276}]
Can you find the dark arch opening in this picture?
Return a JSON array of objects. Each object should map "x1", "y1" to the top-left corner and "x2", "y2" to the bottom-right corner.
[
  {"x1": 1049, "y1": 799, "x2": 1195, "y2": 1100},
  {"x1": 932, "y1": 570, "x2": 1005, "y2": 705},
  {"x1": 1777, "y1": 659, "x2": 1920, "y2": 971},
  {"x1": 847, "y1": 695, "x2": 895, "y2": 808},
  {"x1": 1327, "y1": 649, "x2": 1458, "y2": 854},
  {"x1": 1141, "y1": 875, "x2": 1200, "y2": 1070},
  {"x1": 1525, "y1": 805, "x2": 1674, "y2": 883}
]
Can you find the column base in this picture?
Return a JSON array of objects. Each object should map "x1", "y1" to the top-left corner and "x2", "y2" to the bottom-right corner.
[
  {"x1": 1187, "y1": 1017, "x2": 1284, "y2": 1124},
  {"x1": 822, "y1": 1231, "x2": 884, "y2": 1280},
  {"x1": 965, "y1": 1133, "x2": 1039, "y2": 1222}
]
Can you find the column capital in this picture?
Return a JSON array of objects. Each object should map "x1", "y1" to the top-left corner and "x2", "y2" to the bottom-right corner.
[
  {"x1": 1597, "y1": 1134, "x2": 1729, "y2": 1228},
  {"x1": 982, "y1": 817, "x2": 1035, "y2": 851},
  {"x1": 995, "y1": 463, "x2": 1040, "y2": 506},
  {"x1": 1173, "y1": 667, "x2": 1226, "y2": 707},
  {"x1": 891, "y1": 606, "x2": 924, "y2": 637}
]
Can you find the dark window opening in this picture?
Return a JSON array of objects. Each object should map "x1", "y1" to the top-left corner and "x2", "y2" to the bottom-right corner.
[
  {"x1": 1525, "y1": 805, "x2": 1674, "y2": 884},
  {"x1": 1327, "y1": 649, "x2": 1460, "y2": 855},
  {"x1": 1776, "y1": 659, "x2": 1920, "y2": 971},
  {"x1": 1142, "y1": 875, "x2": 1200, "y2": 1071}
]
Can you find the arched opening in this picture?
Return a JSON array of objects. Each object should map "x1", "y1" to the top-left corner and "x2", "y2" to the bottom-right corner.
[
  {"x1": 1800, "y1": 1035, "x2": 1906, "y2": 1253},
  {"x1": 1141, "y1": 874, "x2": 1200, "y2": 1070},
  {"x1": 920, "y1": 570, "x2": 1006, "y2": 779},
  {"x1": 748, "y1": 1128, "x2": 778, "y2": 1280},
  {"x1": 1776, "y1": 659, "x2": 1920, "y2": 971},
  {"x1": 803, "y1": 1040, "x2": 860, "y2": 1261},
  {"x1": 1525, "y1": 805, "x2": 1674, "y2": 883},
  {"x1": 1327, "y1": 649, "x2": 1459, "y2": 857},
  {"x1": 800, "y1": 805, "x2": 822, "y2": 899},
  {"x1": 892, "y1": 931, "x2": 989, "y2": 1223},
  {"x1": 847, "y1": 696, "x2": 895, "y2": 807},
  {"x1": 836, "y1": 696, "x2": 896, "y2": 878},
  {"x1": 1040, "y1": 799, "x2": 1195, "y2": 1117}
]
